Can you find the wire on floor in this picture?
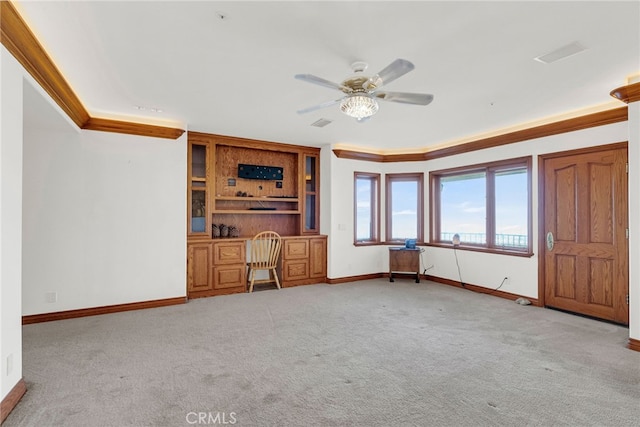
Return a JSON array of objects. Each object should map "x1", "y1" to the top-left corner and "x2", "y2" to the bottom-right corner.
[{"x1": 454, "y1": 247, "x2": 464, "y2": 286}]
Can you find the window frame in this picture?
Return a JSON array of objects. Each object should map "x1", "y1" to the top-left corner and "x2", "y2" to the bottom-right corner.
[
  {"x1": 354, "y1": 172, "x2": 381, "y2": 245},
  {"x1": 430, "y1": 156, "x2": 533, "y2": 257},
  {"x1": 385, "y1": 172, "x2": 424, "y2": 243}
]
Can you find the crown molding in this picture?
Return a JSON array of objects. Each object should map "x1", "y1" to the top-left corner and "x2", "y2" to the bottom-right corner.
[
  {"x1": 83, "y1": 117, "x2": 185, "y2": 139},
  {"x1": 1, "y1": 0, "x2": 89, "y2": 127},
  {"x1": 331, "y1": 149, "x2": 385, "y2": 162},
  {"x1": 0, "y1": 1, "x2": 184, "y2": 140},
  {"x1": 610, "y1": 82, "x2": 640, "y2": 104},
  {"x1": 333, "y1": 107, "x2": 628, "y2": 163}
]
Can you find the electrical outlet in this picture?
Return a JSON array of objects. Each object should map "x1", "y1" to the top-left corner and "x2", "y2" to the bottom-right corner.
[{"x1": 46, "y1": 292, "x2": 57, "y2": 303}]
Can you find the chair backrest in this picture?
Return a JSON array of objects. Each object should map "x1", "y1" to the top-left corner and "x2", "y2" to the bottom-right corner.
[{"x1": 249, "y1": 231, "x2": 282, "y2": 269}]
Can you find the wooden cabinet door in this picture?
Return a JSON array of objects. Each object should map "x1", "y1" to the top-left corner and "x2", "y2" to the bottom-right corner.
[
  {"x1": 302, "y1": 153, "x2": 319, "y2": 234},
  {"x1": 309, "y1": 237, "x2": 327, "y2": 278},
  {"x1": 389, "y1": 249, "x2": 420, "y2": 273},
  {"x1": 213, "y1": 265, "x2": 246, "y2": 289},
  {"x1": 188, "y1": 140, "x2": 211, "y2": 237},
  {"x1": 187, "y1": 243, "x2": 212, "y2": 292},
  {"x1": 284, "y1": 239, "x2": 309, "y2": 259},
  {"x1": 283, "y1": 259, "x2": 310, "y2": 282},
  {"x1": 213, "y1": 241, "x2": 245, "y2": 264},
  {"x1": 543, "y1": 147, "x2": 628, "y2": 324}
]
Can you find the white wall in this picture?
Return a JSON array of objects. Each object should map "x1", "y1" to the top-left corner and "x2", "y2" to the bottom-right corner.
[
  {"x1": 1, "y1": 46, "x2": 24, "y2": 402},
  {"x1": 327, "y1": 121, "x2": 630, "y2": 300},
  {"x1": 2, "y1": 41, "x2": 188, "y2": 401},
  {"x1": 328, "y1": 156, "x2": 389, "y2": 278},
  {"x1": 22, "y1": 111, "x2": 187, "y2": 316},
  {"x1": 0, "y1": 39, "x2": 187, "y2": 398},
  {"x1": 628, "y1": 101, "x2": 639, "y2": 340},
  {"x1": 327, "y1": 120, "x2": 638, "y2": 340}
]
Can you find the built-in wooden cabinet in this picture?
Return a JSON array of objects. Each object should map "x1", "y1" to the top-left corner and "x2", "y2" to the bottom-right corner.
[
  {"x1": 280, "y1": 235, "x2": 327, "y2": 287},
  {"x1": 188, "y1": 238, "x2": 247, "y2": 298},
  {"x1": 186, "y1": 132, "x2": 326, "y2": 299},
  {"x1": 212, "y1": 240, "x2": 246, "y2": 290}
]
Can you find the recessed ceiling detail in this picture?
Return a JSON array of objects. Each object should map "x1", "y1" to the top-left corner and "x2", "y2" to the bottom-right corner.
[
  {"x1": 310, "y1": 118, "x2": 332, "y2": 128},
  {"x1": 534, "y1": 41, "x2": 587, "y2": 64},
  {"x1": 10, "y1": 1, "x2": 639, "y2": 150},
  {"x1": 134, "y1": 106, "x2": 163, "y2": 113}
]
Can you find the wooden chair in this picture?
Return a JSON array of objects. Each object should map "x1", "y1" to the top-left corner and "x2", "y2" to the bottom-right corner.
[{"x1": 247, "y1": 231, "x2": 282, "y2": 293}]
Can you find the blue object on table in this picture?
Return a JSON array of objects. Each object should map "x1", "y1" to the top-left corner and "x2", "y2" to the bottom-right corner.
[{"x1": 405, "y1": 238, "x2": 416, "y2": 249}]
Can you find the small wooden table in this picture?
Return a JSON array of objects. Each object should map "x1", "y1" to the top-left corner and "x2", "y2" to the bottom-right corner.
[{"x1": 389, "y1": 248, "x2": 421, "y2": 283}]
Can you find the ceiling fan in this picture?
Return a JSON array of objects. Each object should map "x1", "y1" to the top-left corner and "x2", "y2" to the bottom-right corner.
[{"x1": 295, "y1": 59, "x2": 434, "y2": 122}]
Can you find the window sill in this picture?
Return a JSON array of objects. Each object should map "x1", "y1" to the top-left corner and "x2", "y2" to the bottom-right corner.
[
  {"x1": 426, "y1": 242, "x2": 534, "y2": 258},
  {"x1": 354, "y1": 241, "x2": 427, "y2": 247},
  {"x1": 353, "y1": 241, "x2": 385, "y2": 247}
]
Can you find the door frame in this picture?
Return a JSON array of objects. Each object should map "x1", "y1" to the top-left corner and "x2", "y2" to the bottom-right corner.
[{"x1": 537, "y1": 141, "x2": 628, "y2": 310}]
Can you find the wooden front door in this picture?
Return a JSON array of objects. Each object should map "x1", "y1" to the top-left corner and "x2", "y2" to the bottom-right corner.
[{"x1": 543, "y1": 146, "x2": 628, "y2": 324}]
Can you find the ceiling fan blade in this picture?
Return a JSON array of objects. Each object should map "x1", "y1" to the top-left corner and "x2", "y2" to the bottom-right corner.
[
  {"x1": 374, "y1": 91, "x2": 434, "y2": 106},
  {"x1": 366, "y1": 59, "x2": 415, "y2": 89},
  {"x1": 295, "y1": 74, "x2": 350, "y2": 92},
  {"x1": 296, "y1": 98, "x2": 343, "y2": 114}
]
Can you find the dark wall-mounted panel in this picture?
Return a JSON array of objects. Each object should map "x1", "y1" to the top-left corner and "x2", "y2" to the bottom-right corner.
[{"x1": 238, "y1": 164, "x2": 283, "y2": 180}]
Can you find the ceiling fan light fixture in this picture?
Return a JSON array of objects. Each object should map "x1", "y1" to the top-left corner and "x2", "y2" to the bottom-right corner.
[{"x1": 340, "y1": 94, "x2": 379, "y2": 119}]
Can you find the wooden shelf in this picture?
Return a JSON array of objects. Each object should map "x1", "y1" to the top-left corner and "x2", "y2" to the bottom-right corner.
[
  {"x1": 212, "y1": 209, "x2": 300, "y2": 215},
  {"x1": 215, "y1": 196, "x2": 298, "y2": 202}
]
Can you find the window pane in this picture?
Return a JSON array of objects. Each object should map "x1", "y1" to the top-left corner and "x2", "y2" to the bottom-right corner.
[
  {"x1": 356, "y1": 177, "x2": 374, "y2": 240},
  {"x1": 495, "y1": 168, "x2": 528, "y2": 248},
  {"x1": 440, "y1": 172, "x2": 486, "y2": 244},
  {"x1": 390, "y1": 180, "x2": 418, "y2": 240}
]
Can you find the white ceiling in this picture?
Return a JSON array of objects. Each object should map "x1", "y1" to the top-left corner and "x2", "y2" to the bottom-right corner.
[{"x1": 14, "y1": 1, "x2": 640, "y2": 152}]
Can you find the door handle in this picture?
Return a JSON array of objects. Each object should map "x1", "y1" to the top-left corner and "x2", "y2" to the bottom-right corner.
[{"x1": 546, "y1": 231, "x2": 554, "y2": 251}]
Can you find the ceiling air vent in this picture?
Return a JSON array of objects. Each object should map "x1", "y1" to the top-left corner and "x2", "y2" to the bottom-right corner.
[
  {"x1": 534, "y1": 41, "x2": 587, "y2": 64},
  {"x1": 310, "y1": 118, "x2": 332, "y2": 128}
]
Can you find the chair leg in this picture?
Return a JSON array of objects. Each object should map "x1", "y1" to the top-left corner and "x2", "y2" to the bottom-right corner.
[
  {"x1": 248, "y1": 268, "x2": 255, "y2": 293},
  {"x1": 272, "y1": 268, "x2": 281, "y2": 289}
]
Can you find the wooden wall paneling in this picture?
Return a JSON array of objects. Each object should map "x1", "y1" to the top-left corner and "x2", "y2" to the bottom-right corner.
[
  {"x1": 211, "y1": 213, "x2": 299, "y2": 238},
  {"x1": 215, "y1": 145, "x2": 298, "y2": 198}
]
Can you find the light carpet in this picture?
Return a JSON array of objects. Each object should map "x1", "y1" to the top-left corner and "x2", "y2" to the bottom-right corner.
[{"x1": 4, "y1": 279, "x2": 640, "y2": 426}]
